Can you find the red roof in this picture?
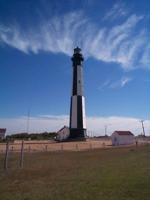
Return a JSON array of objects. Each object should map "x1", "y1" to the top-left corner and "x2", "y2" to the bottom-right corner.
[{"x1": 114, "y1": 131, "x2": 134, "y2": 136}]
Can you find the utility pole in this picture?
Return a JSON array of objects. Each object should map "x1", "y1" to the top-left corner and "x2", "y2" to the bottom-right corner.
[
  {"x1": 4, "y1": 142, "x2": 9, "y2": 170},
  {"x1": 26, "y1": 109, "x2": 30, "y2": 134},
  {"x1": 104, "y1": 124, "x2": 111, "y2": 136},
  {"x1": 20, "y1": 140, "x2": 24, "y2": 168},
  {"x1": 104, "y1": 125, "x2": 107, "y2": 136},
  {"x1": 140, "y1": 120, "x2": 145, "y2": 136}
]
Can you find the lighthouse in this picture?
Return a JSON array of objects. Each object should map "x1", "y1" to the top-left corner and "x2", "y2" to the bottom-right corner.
[{"x1": 69, "y1": 47, "x2": 86, "y2": 139}]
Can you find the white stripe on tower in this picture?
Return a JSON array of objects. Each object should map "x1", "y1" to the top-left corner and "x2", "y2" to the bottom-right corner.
[
  {"x1": 71, "y1": 96, "x2": 77, "y2": 128},
  {"x1": 81, "y1": 96, "x2": 86, "y2": 129}
]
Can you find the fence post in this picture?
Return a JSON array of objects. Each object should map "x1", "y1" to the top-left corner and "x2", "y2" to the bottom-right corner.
[
  {"x1": 76, "y1": 143, "x2": 79, "y2": 151},
  {"x1": 4, "y1": 142, "x2": 9, "y2": 170},
  {"x1": 102, "y1": 142, "x2": 105, "y2": 148},
  {"x1": 89, "y1": 143, "x2": 92, "y2": 150},
  {"x1": 45, "y1": 145, "x2": 48, "y2": 152},
  {"x1": 61, "y1": 144, "x2": 63, "y2": 151},
  {"x1": 28, "y1": 145, "x2": 31, "y2": 152},
  {"x1": 11, "y1": 146, "x2": 14, "y2": 152},
  {"x1": 20, "y1": 140, "x2": 24, "y2": 168}
]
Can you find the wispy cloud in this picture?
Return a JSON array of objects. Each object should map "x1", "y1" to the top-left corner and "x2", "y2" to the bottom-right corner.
[
  {"x1": 99, "y1": 76, "x2": 132, "y2": 90},
  {"x1": 0, "y1": 9, "x2": 150, "y2": 70},
  {"x1": 103, "y1": 2, "x2": 129, "y2": 21},
  {"x1": 110, "y1": 77, "x2": 132, "y2": 89},
  {"x1": 121, "y1": 77, "x2": 132, "y2": 87},
  {"x1": 98, "y1": 80, "x2": 110, "y2": 91},
  {"x1": 0, "y1": 115, "x2": 149, "y2": 136}
]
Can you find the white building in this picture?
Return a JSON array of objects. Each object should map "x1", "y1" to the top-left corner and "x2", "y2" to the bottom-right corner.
[
  {"x1": 111, "y1": 131, "x2": 134, "y2": 146},
  {"x1": 0, "y1": 128, "x2": 6, "y2": 140},
  {"x1": 55, "y1": 126, "x2": 70, "y2": 142}
]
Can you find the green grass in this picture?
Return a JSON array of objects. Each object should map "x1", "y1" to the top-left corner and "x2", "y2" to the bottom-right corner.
[{"x1": 0, "y1": 146, "x2": 150, "y2": 200}]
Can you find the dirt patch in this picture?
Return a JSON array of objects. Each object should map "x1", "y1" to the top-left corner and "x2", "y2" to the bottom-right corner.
[{"x1": 0, "y1": 139, "x2": 112, "y2": 153}]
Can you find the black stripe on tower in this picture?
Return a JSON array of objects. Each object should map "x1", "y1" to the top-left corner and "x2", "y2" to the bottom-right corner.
[
  {"x1": 77, "y1": 96, "x2": 83, "y2": 129},
  {"x1": 72, "y1": 66, "x2": 77, "y2": 95}
]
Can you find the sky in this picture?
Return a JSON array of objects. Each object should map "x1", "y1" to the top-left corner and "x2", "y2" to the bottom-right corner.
[{"x1": 0, "y1": 0, "x2": 150, "y2": 135}]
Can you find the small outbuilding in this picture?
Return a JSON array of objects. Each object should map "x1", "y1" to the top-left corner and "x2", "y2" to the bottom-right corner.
[
  {"x1": 55, "y1": 126, "x2": 70, "y2": 142},
  {"x1": 0, "y1": 128, "x2": 6, "y2": 140},
  {"x1": 111, "y1": 131, "x2": 134, "y2": 146}
]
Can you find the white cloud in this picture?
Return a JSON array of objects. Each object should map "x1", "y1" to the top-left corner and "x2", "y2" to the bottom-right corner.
[
  {"x1": 103, "y1": 2, "x2": 128, "y2": 21},
  {"x1": 140, "y1": 44, "x2": 150, "y2": 69},
  {"x1": 99, "y1": 76, "x2": 132, "y2": 90},
  {"x1": 0, "y1": 11, "x2": 150, "y2": 70},
  {"x1": 98, "y1": 80, "x2": 111, "y2": 91},
  {"x1": 121, "y1": 77, "x2": 132, "y2": 87},
  {"x1": 0, "y1": 115, "x2": 69, "y2": 135},
  {"x1": 110, "y1": 76, "x2": 132, "y2": 89},
  {"x1": 88, "y1": 116, "x2": 150, "y2": 136},
  {"x1": 87, "y1": 14, "x2": 145, "y2": 70},
  {"x1": 0, "y1": 115, "x2": 149, "y2": 136}
]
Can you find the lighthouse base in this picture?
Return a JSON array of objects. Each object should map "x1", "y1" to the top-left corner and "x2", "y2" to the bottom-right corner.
[{"x1": 69, "y1": 128, "x2": 86, "y2": 140}]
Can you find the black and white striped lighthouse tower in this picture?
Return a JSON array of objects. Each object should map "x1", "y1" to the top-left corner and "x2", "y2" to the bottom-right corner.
[{"x1": 69, "y1": 47, "x2": 86, "y2": 139}]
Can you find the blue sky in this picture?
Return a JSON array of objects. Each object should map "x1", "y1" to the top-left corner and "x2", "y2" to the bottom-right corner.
[{"x1": 0, "y1": 0, "x2": 150, "y2": 135}]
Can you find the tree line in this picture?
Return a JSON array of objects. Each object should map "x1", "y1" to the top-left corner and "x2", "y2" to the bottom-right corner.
[{"x1": 5, "y1": 132, "x2": 56, "y2": 141}]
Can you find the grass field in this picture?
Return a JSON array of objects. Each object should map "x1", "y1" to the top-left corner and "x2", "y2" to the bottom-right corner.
[{"x1": 0, "y1": 145, "x2": 150, "y2": 200}]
